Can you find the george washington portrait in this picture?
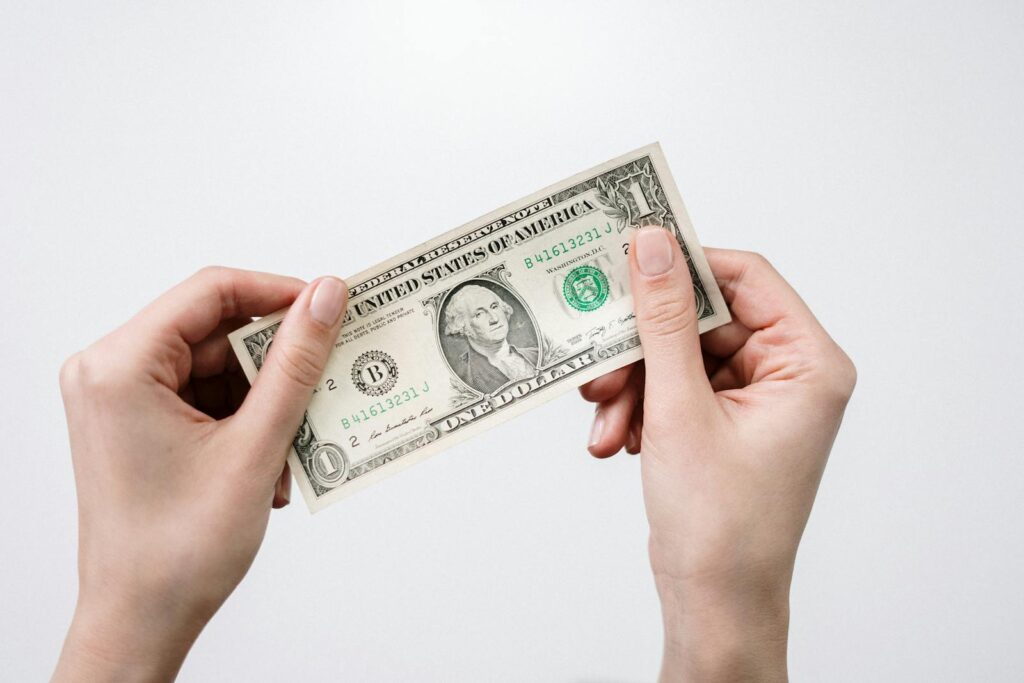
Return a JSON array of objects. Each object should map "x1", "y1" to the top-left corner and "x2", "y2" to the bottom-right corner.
[{"x1": 438, "y1": 280, "x2": 540, "y2": 394}]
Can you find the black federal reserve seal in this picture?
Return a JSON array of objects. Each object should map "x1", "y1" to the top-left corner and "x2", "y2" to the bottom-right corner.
[{"x1": 351, "y1": 350, "x2": 398, "y2": 396}]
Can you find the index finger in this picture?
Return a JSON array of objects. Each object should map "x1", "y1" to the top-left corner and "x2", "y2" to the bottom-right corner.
[
  {"x1": 579, "y1": 363, "x2": 634, "y2": 403},
  {"x1": 133, "y1": 266, "x2": 306, "y2": 344},
  {"x1": 705, "y1": 248, "x2": 819, "y2": 331}
]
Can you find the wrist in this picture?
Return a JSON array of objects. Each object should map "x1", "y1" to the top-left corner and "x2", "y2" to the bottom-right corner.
[
  {"x1": 653, "y1": 571, "x2": 791, "y2": 682},
  {"x1": 52, "y1": 594, "x2": 205, "y2": 683}
]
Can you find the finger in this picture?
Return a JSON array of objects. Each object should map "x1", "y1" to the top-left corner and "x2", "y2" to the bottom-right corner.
[
  {"x1": 588, "y1": 369, "x2": 642, "y2": 458},
  {"x1": 272, "y1": 463, "x2": 291, "y2": 509},
  {"x1": 235, "y1": 277, "x2": 348, "y2": 469},
  {"x1": 704, "y1": 248, "x2": 818, "y2": 331},
  {"x1": 625, "y1": 366, "x2": 646, "y2": 454},
  {"x1": 703, "y1": 351, "x2": 722, "y2": 379},
  {"x1": 190, "y1": 317, "x2": 252, "y2": 379},
  {"x1": 579, "y1": 363, "x2": 634, "y2": 403},
  {"x1": 625, "y1": 403, "x2": 643, "y2": 455},
  {"x1": 629, "y1": 228, "x2": 714, "y2": 415},
  {"x1": 125, "y1": 268, "x2": 306, "y2": 391},
  {"x1": 699, "y1": 319, "x2": 753, "y2": 360},
  {"x1": 135, "y1": 267, "x2": 306, "y2": 345},
  {"x1": 709, "y1": 359, "x2": 746, "y2": 393}
]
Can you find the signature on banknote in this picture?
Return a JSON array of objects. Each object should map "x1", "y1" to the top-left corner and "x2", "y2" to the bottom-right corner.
[{"x1": 586, "y1": 312, "x2": 637, "y2": 342}]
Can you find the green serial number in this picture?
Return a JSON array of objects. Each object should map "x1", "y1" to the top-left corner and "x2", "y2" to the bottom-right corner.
[
  {"x1": 341, "y1": 382, "x2": 430, "y2": 430},
  {"x1": 523, "y1": 223, "x2": 613, "y2": 270}
]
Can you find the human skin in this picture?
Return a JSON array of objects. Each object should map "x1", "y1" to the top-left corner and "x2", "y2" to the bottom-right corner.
[
  {"x1": 52, "y1": 234, "x2": 853, "y2": 682},
  {"x1": 52, "y1": 268, "x2": 348, "y2": 682},
  {"x1": 579, "y1": 230, "x2": 856, "y2": 681}
]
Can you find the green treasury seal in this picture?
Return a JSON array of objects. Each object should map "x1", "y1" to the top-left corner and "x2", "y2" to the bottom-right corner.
[{"x1": 563, "y1": 265, "x2": 609, "y2": 312}]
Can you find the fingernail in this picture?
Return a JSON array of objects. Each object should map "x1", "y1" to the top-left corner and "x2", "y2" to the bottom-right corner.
[
  {"x1": 589, "y1": 410, "x2": 605, "y2": 448},
  {"x1": 636, "y1": 228, "x2": 674, "y2": 276},
  {"x1": 626, "y1": 424, "x2": 639, "y2": 453},
  {"x1": 309, "y1": 277, "x2": 346, "y2": 326},
  {"x1": 281, "y1": 485, "x2": 290, "y2": 506}
]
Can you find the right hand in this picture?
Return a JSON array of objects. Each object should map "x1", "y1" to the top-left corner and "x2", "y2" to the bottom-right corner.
[{"x1": 579, "y1": 231, "x2": 856, "y2": 681}]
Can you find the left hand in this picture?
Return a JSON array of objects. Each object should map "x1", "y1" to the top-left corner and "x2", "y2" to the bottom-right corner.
[{"x1": 52, "y1": 267, "x2": 348, "y2": 682}]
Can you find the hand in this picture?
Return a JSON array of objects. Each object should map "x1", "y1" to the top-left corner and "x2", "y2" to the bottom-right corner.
[
  {"x1": 52, "y1": 267, "x2": 348, "y2": 682},
  {"x1": 579, "y1": 231, "x2": 855, "y2": 681}
]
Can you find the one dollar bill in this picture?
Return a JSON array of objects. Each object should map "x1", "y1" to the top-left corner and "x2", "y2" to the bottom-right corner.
[{"x1": 229, "y1": 143, "x2": 730, "y2": 512}]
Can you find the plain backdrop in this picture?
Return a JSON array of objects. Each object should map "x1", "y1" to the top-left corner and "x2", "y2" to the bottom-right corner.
[{"x1": 2, "y1": 1, "x2": 1023, "y2": 681}]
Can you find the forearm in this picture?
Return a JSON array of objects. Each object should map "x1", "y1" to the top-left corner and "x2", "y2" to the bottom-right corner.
[{"x1": 655, "y1": 574, "x2": 791, "y2": 682}]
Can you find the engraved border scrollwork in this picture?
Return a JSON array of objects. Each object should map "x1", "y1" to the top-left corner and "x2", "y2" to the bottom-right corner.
[
  {"x1": 243, "y1": 321, "x2": 281, "y2": 371},
  {"x1": 594, "y1": 334, "x2": 642, "y2": 361}
]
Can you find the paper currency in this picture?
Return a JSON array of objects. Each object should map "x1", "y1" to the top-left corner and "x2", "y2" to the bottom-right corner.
[{"x1": 229, "y1": 143, "x2": 730, "y2": 512}]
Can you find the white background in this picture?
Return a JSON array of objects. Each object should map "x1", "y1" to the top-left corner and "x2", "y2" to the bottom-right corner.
[{"x1": 2, "y1": 2, "x2": 1023, "y2": 680}]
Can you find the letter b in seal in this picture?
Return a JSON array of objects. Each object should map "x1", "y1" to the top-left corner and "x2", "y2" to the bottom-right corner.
[{"x1": 351, "y1": 350, "x2": 399, "y2": 396}]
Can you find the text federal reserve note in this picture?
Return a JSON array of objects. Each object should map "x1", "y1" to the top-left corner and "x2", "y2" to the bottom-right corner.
[{"x1": 229, "y1": 143, "x2": 730, "y2": 512}]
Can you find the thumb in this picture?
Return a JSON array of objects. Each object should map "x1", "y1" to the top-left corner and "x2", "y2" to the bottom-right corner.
[
  {"x1": 237, "y1": 276, "x2": 348, "y2": 460},
  {"x1": 629, "y1": 228, "x2": 714, "y2": 412}
]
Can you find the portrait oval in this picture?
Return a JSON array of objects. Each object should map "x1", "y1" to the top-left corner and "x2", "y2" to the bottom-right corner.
[{"x1": 437, "y1": 279, "x2": 541, "y2": 395}]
